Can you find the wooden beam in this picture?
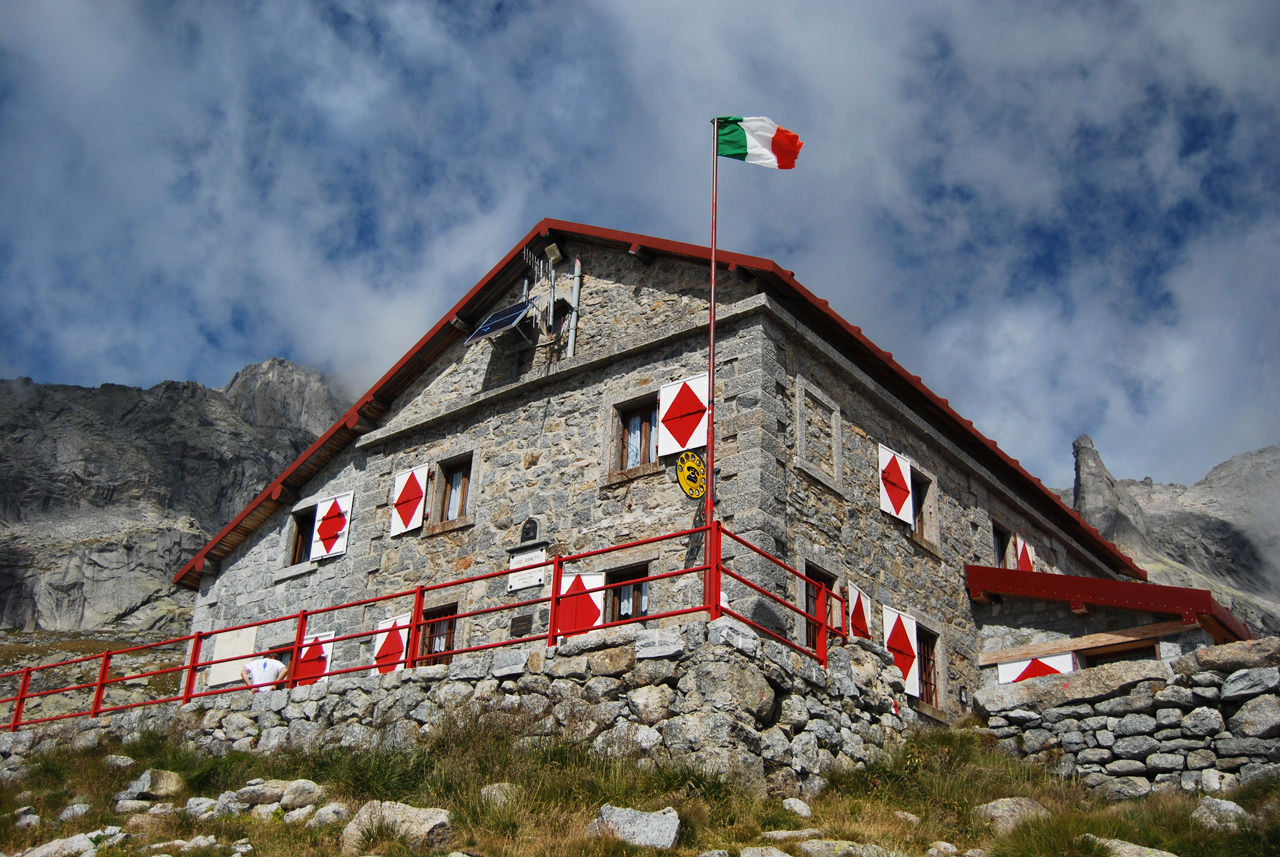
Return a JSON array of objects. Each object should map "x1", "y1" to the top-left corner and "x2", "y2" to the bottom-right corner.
[{"x1": 979, "y1": 619, "x2": 1200, "y2": 666}]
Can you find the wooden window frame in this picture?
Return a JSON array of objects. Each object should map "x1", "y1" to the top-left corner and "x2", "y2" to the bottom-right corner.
[
  {"x1": 419, "y1": 603, "x2": 458, "y2": 666},
  {"x1": 917, "y1": 625, "x2": 940, "y2": 706},
  {"x1": 615, "y1": 399, "x2": 659, "y2": 473},
  {"x1": 604, "y1": 565, "x2": 650, "y2": 623},
  {"x1": 439, "y1": 454, "x2": 472, "y2": 522},
  {"x1": 290, "y1": 506, "x2": 317, "y2": 566},
  {"x1": 992, "y1": 522, "x2": 1013, "y2": 568},
  {"x1": 803, "y1": 565, "x2": 839, "y2": 651}
]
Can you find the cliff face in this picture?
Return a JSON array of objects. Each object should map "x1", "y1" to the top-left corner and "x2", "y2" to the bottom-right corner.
[
  {"x1": 0, "y1": 359, "x2": 346, "y2": 634},
  {"x1": 1071, "y1": 435, "x2": 1280, "y2": 636}
]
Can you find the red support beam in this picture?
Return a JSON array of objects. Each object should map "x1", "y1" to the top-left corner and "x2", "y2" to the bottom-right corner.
[{"x1": 965, "y1": 565, "x2": 1252, "y2": 643}]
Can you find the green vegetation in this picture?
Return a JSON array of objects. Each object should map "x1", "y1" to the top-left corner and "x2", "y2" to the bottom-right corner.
[{"x1": 0, "y1": 723, "x2": 1276, "y2": 856}]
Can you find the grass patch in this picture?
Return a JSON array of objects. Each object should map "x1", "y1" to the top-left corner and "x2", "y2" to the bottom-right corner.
[{"x1": 0, "y1": 721, "x2": 1276, "y2": 856}]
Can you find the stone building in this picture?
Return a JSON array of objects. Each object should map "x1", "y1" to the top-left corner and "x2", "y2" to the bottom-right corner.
[{"x1": 174, "y1": 219, "x2": 1249, "y2": 723}]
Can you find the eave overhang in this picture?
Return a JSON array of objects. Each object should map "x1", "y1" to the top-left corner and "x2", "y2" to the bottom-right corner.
[{"x1": 965, "y1": 565, "x2": 1252, "y2": 644}]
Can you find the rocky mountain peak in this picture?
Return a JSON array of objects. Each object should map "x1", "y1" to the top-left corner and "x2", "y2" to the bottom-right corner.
[
  {"x1": 0, "y1": 360, "x2": 347, "y2": 633},
  {"x1": 222, "y1": 357, "x2": 348, "y2": 437},
  {"x1": 1070, "y1": 437, "x2": 1280, "y2": 636}
]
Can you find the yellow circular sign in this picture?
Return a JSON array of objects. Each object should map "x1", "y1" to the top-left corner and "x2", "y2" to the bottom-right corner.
[{"x1": 676, "y1": 451, "x2": 706, "y2": 500}]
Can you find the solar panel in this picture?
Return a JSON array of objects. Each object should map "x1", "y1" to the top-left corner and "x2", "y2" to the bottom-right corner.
[{"x1": 464, "y1": 299, "x2": 537, "y2": 345}]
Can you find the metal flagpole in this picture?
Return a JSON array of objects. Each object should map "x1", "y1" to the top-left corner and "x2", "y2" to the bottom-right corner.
[{"x1": 705, "y1": 119, "x2": 719, "y2": 541}]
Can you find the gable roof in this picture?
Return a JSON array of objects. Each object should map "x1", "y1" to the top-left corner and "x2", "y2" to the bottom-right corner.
[{"x1": 174, "y1": 218, "x2": 1148, "y2": 589}]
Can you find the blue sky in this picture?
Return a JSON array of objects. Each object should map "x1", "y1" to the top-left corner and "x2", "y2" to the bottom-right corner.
[{"x1": 1, "y1": 1, "x2": 1277, "y2": 489}]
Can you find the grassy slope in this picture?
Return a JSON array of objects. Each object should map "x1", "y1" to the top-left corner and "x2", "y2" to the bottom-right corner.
[{"x1": 1, "y1": 722, "x2": 1277, "y2": 857}]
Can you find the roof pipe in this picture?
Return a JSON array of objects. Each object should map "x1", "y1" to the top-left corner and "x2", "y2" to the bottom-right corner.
[{"x1": 567, "y1": 257, "x2": 582, "y2": 358}]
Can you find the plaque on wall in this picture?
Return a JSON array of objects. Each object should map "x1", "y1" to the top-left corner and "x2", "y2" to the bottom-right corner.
[{"x1": 507, "y1": 546, "x2": 547, "y2": 592}]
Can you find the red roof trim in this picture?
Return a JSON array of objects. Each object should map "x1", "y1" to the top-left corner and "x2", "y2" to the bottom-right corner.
[
  {"x1": 965, "y1": 565, "x2": 1252, "y2": 642},
  {"x1": 174, "y1": 218, "x2": 1150, "y2": 588}
]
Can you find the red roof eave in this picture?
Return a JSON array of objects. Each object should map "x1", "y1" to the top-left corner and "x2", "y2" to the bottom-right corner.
[{"x1": 965, "y1": 565, "x2": 1252, "y2": 643}]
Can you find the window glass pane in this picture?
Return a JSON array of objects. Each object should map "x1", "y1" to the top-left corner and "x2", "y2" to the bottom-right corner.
[
  {"x1": 447, "y1": 468, "x2": 464, "y2": 519},
  {"x1": 626, "y1": 413, "x2": 643, "y2": 468}
]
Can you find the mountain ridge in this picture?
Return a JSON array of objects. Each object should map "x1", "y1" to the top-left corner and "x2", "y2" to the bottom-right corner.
[{"x1": 0, "y1": 358, "x2": 347, "y2": 633}]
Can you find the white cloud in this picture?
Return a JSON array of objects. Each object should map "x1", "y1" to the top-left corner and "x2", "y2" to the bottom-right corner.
[{"x1": 0, "y1": 0, "x2": 1276, "y2": 488}]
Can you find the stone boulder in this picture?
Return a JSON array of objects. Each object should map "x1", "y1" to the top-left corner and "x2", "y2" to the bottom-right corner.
[
  {"x1": 341, "y1": 800, "x2": 451, "y2": 855},
  {"x1": 969, "y1": 797, "x2": 1050, "y2": 836},
  {"x1": 975, "y1": 660, "x2": 1172, "y2": 715},
  {"x1": 586, "y1": 804, "x2": 681, "y2": 849}
]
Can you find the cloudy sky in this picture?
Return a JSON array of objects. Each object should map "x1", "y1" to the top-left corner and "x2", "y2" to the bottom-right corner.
[{"x1": 1, "y1": 1, "x2": 1277, "y2": 489}]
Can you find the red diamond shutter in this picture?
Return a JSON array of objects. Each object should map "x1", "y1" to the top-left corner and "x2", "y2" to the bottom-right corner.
[
  {"x1": 882, "y1": 605, "x2": 919, "y2": 696},
  {"x1": 657, "y1": 374, "x2": 709, "y2": 457},
  {"x1": 849, "y1": 586, "x2": 873, "y2": 640},
  {"x1": 310, "y1": 492, "x2": 353, "y2": 559},
  {"x1": 389, "y1": 467, "x2": 430, "y2": 536},
  {"x1": 373, "y1": 614, "x2": 410, "y2": 675},
  {"x1": 878, "y1": 445, "x2": 914, "y2": 526}
]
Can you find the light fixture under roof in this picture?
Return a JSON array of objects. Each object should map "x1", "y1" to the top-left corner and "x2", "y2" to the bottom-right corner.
[{"x1": 464, "y1": 297, "x2": 539, "y2": 345}]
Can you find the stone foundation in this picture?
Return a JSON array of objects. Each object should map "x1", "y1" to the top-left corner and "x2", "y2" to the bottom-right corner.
[
  {"x1": 975, "y1": 636, "x2": 1280, "y2": 799},
  {"x1": 0, "y1": 618, "x2": 913, "y2": 797}
]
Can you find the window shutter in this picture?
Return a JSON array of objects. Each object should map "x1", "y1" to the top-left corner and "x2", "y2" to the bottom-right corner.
[
  {"x1": 389, "y1": 467, "x2": 430, "y2": 536},
  {"x1": 849, "y1": 586, "x2": 873, "y2": 640},
  {"x1": 882, "y1": 605, "x2": 919, "y2": 697},
  {"x1": 878, "y1": 445, "x2": 914, "y2": 526},
  {"x1": 997, "y1": 652, "x2": 1074, "y2": 684},
  {"x1": 1013, "y1": 535, "x2": 1036, "y2": 571},
  {"x1": 310, "y1": 492, "x2": 354, "y2": 559},
  {"x1": 293, "y1": 632, "x2": 334, "y2": 686},
  {"x1": 555, "y1": 573, "x2": 605, "y2": 638},
  {"x1": 373, "y1": 614, "x2": 411, "y2": 675},
  {"x1": 656, "y1": 374, "x2": 709, "y2": 457}
]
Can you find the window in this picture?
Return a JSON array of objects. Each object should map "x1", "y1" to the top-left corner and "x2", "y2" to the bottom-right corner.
[
  {"x1": 604, "y1": 566, "x2": 650, "y2": 623},
  {"x1": 992, "y1": 522, "x2": 1013, "y2": 568},
  {"x1": 440, "y1": 455, "x2": 472, "y2": 521},
  {"x1": 917, "y1": 626, "x2": 940, "y2": 706},
  {"x1": 616, "y1": 399, "x2": 658, "y2": 471},
  {"x1": 803, "y1": 565, "x2": 838, "y2": 650},
  {"x1": 911, "y1": 468, "x2": 938, "y2": 546},
  {"x1": 419, "y1": 603, "x2": 457, "y2": 666},
  {"x1": 290, "y1": 507, "x2": 316, "y2": 565}
]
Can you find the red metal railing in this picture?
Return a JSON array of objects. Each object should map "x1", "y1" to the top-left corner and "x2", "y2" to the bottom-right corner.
[{"x1": 0, "y1": 523, "x2": 845, "y2": 731}]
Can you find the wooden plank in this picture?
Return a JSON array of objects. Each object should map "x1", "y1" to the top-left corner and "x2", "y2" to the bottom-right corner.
[{"x1": 979, "y1": 619, "x2": 1199, "y2": 666}]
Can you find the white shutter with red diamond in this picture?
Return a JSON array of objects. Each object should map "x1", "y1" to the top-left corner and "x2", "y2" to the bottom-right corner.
[
  {"x1": 883, "y1": 605, "x2": 919, "y2": 696},
  {"x1": 849, "y1": 586, "x2": 873, "y2": 640},
  {"x1": 309, "y1": 492, "x2": 353, "y2": 559},
  {"x1": 878, "y1": 445, "x2": 914, "y2": 526},
  {"x1": 997, "y1": 652, "x2": 1074, "y2": 684},
  {"x1": 293, "y1": 632, "x2": 334, "y2": 686},
  {"x1": 554, "y1": 573, "x2": 605, "y2": 639},
  {"x1": 657, "y1": 374, "x2": 709, "y2": 457},
  {"x1": 1012, "y1": 534, "x2": 1036, "y2": 571},
  {"x1": 372, "y1": 614, "x2": 411, "y2": 675},
  {"x1": 389, "y1": 467, "x2": 430, "y2": 537}
]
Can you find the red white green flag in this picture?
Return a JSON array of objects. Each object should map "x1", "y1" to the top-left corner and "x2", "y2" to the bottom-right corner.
[{"x1": 716, "y1": 116, "x2": 803, "y2": 169}]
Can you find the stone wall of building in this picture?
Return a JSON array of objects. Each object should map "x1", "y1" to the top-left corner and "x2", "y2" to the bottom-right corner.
[
  {"x1": 974, "y1": 636, "x2": 1280, "y2": 800},
  {"x1": 0, "y1": 618, "x2": 912, "y2": 798},
  {"x1": 188, "y1": 240, "x2": 1192, "y2": 724}
]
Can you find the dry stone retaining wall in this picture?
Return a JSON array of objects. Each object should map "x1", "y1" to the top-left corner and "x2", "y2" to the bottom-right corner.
[
  {"x1": 0, "y1": 618, "x2": 913, "y2": 797},
  {"x1": 974, "y1": 636, "x2": 1280, "y2": 800}
]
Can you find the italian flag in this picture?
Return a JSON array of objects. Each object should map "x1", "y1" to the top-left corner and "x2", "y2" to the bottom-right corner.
[{"x1": 716, "y1": 116, "x2": 804, "y2": 169}]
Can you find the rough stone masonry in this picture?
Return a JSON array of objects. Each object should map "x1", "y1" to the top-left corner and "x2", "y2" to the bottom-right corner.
[{"x1": 0, "y1": 618, "x2": 914, "y2": 798}]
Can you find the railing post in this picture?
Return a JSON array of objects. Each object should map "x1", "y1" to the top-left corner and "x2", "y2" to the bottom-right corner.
[
  {"x1": 90, "y1": 653, "x2": 112, "y2": 717},
  {"x1": 288, "y1": 610, "x2": 308, "y2": 690},
  {"x1": 705, "y1": 521, "x2": 723, "y2": 621},
  {"x1": 547, "y1": 556, "x2": 564, "y2": 646},
  {"x1": 182, "y1": 633, "x2": 205, "y2": 705},
  {"x1": 815, "y1": 587, "x2": 829, "y2": 667},
  {"x1": 406, "y1": 586, "x2": 426, "y2": 669},
  {"x1": 10, "y1": 667, "x2": 31, "y2": 732}
]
